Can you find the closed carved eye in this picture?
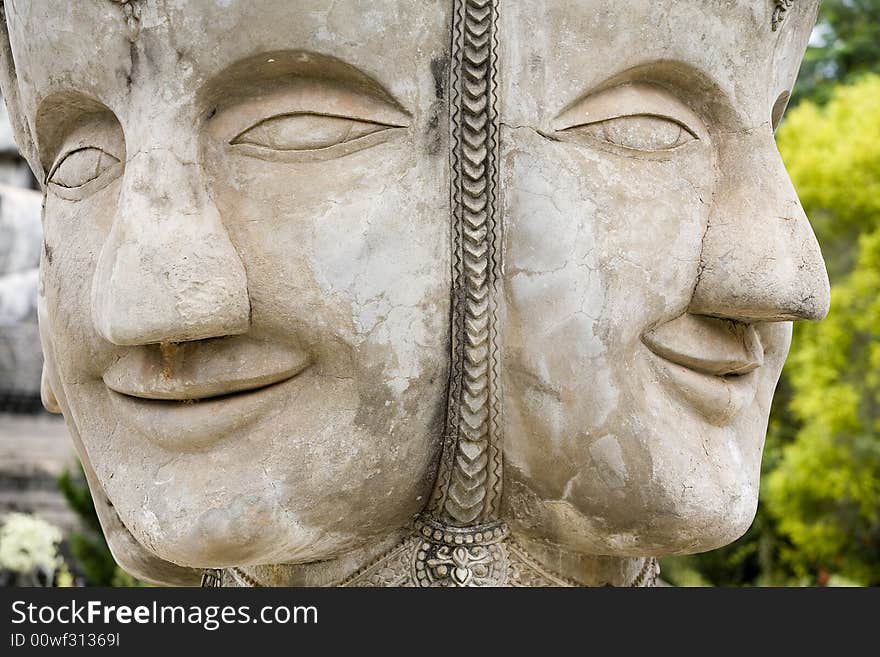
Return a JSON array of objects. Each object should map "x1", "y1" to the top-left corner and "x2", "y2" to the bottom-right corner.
[
  {"x1": 48, "y1": 147, "x2": 120, "y2": 188},
  {"x1": 553, "y1": 82, "x2": 706, "y2": 155},
  {"x1": 231, "y1": 112, "x2": 396, "y2": 153},
  {"x1": 565, "y1": 114, "x2": 696, "y2": 152}
]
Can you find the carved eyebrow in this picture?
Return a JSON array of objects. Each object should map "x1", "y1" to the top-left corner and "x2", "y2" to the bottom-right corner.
[{"x1": 198, "y1": 50, "x2": 409, "y2": 120}]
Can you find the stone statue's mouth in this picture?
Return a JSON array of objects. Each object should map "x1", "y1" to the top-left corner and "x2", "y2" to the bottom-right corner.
[
  {"x1": 101, "y1": 336, "x2": 311, "y2": 451},
  {"x1": 102, "y1": 335, "x2": 310, "y2": 401},
  {"x1": 103, "y1": 335, "x2": 310, "y2": 452},
  {"x1": 641, "y1": 313, "x2": 764, "y2": 424},
  {"x1": 641, "y1": 314, "x2": 763, "y2": 377}
]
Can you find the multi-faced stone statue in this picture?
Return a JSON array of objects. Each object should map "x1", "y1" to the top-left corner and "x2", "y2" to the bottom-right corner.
[{"x1": 0, "y1": 0, "x2": 829, "y2": 586}]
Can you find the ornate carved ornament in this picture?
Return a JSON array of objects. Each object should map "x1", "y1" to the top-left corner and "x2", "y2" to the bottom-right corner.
[
  {"x1": 203, "y1": 522, "x2": 660, "y2": 588},
  {"x1": 772, "y1": 0, "x2": 795, "y2": 31},
  {"x1": 108, "y1": 0, "x2": 141, "y2": 40}
]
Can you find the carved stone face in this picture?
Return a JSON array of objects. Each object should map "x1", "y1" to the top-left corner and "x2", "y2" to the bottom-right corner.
[
  {"x1": 499, "y1": 0, "x2": 828, "y2": 555},
  {"x1": 3, "y1": 0, "x2": 829, "y2": 581},
  {"x1": 6, "y1": 0, "x2": 451, "y2": 568}
]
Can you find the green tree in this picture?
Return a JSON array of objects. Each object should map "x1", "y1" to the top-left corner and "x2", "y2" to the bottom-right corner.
[
  {"x1": 795, "y1": 0, "x2": 880, "y2": 105},
  {"x1": 781, "y1": 76, "x2": 880, "y2": 280},
  {"x1": 765, "y1": 178, "x2": 880, "y2": 584}
]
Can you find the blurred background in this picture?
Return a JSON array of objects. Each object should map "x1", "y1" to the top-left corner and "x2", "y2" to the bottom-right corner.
[{"x1": 1, "y1": 1, "x2": 878, "y2": 586}]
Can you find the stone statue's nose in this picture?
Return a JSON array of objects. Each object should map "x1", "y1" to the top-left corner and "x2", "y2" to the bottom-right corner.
[
  {"x1": 91, "y1": 148, "x2": 250, "y2": 346},
  {"x1": 689, "y1": 127, "x2": 830, "y2": 323}
]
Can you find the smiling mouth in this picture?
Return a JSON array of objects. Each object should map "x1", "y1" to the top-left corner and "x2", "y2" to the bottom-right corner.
[
  {"x1": 642, "y1": 314, "x2": 764, "y2": 425},
  {"x1": 106, "y1": 365, "x2": 301, "y2": 402},
  {"x1": 103, "y1": 335, "x2": 310, "y2": 451}
]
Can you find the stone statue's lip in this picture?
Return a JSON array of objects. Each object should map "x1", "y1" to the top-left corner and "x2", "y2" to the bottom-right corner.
[
  {"x1": 641, "y1": 313, "x2": 763, "y2": 425},
  {"x1": 641, "y1": 314, "x2": 764, "y2": 377},
  {"x1": 105, "y1": 377, "x2": 298, "y2": 452},
  {"x1": 102, "y1": 336, "x2": 310, "y2": 401}
]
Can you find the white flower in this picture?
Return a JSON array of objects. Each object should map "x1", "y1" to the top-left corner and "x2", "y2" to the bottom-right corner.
[{"x1": 0, "y1": 513, "x2": 63, "y2": 575}]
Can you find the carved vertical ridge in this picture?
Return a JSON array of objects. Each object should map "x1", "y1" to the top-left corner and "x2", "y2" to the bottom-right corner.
[{"x1": 427, "y1": 0, "x2": 501, "y2": 527}]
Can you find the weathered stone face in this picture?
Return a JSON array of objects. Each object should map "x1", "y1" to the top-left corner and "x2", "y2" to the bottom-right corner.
[
  {"x1": 5, "y1": 0, "x2": 452, "y2": 570},
  {"x1": 498, "y1": 0, "x2": 827, "y2": 556},
  {"x1": 0, "y1": 0, "x2": 829, "y2": 584}
]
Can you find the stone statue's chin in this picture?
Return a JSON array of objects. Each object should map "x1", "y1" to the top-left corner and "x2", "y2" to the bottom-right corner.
[
  {"x1": 599, "y1": 483, "x2": 761, "y2": 557},
  {"x1": 505, "y1": 443, "x2": 763, "y2": 557},
  {"x1": 521, "y1": 497, "x2": 758, "y2": 558},
  {"x1": 129, "y1": 504, "x2": 306, "y2": 569},
  {"x1": 59, "y1": 360, "x2": 444, "y2": 571},
  {"x1": 109, "y1": 479, "x2": 364, "y2": 569}
]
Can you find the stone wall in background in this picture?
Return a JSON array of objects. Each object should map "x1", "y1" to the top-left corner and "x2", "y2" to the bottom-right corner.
[
  {"x1": 0, "y1": 93, "x2": 42, "y2": 411},
  {"x1": 0, "y1": 95, "x2": 78, "y2": 540},
  {"x1": 0, "y1": 413, "x2": 78, "y2": 533}
]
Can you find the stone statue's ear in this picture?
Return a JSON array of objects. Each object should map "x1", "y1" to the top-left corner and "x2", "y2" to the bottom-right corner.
[
  {"x1": 0, "y1": 1, "x2": 45, "y2": 184},
  {"x1": 40, "y1": 365, "x2": 61, "y2": 414}
]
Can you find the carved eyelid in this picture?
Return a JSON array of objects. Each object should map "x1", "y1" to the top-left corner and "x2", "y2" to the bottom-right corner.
[
  {"x1": 230, "y1": 112, "x2": 399, "y2": 149},
  {"x1": 207, "y1": 82, "x2": 410, "y2": 145},
  {"x1": 47, "y1": 146, "x2": 120, "y2": 188},
  {"x1": 552, "y1": 82, "x2": 706, "y2": 138},
  {"x1": 43, "y1": 115, "x2": 126, "y2": 200}
]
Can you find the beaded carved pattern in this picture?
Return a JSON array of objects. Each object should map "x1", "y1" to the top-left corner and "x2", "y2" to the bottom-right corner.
[
  {"x1": 200, "y1": 568, "x2": 222, "y2": 588},
  {"x1": 338, "y1": 538, "x2": 420, "y2": 587},
  {"x1": 410, "y1": 519, "x2": 508, "y2": 586}
]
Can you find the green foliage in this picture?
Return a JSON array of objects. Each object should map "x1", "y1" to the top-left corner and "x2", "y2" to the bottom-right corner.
[
  {"x1": 768, "y1": 77, "x2": 880, "y2": 586},
  {"x1": 656, "y1": 555, "x2": 711, "y2": 587},
  {"x1": 779, "y1": 76, "x2": 880, "y2": 280},
  {"x1": 767, "y1": 234, "x2": 880, "y2": 585},
  {"x1": 57, "y1": 465, "x2": 141, "y2": 586},
  {"x1": 794, "y1": 0, "x2": 880, "y2": 105}
]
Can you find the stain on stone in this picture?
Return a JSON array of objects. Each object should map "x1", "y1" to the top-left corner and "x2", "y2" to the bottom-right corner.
[
  {"x1": 528, "y1": 53, "x2": 543, "y2": 74},
  {"x1": 127, "y1": 40, "x2": 139, "y2": 88},
  {"x1": 425, "y1": 101, "x2": 443, "y2": 156},
  {"x1": 430, "y1": 56, "x2": 448, "y2": 101},
  {"x1": 159, "y1": 341, "x2": 180, "y2": 380}
]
